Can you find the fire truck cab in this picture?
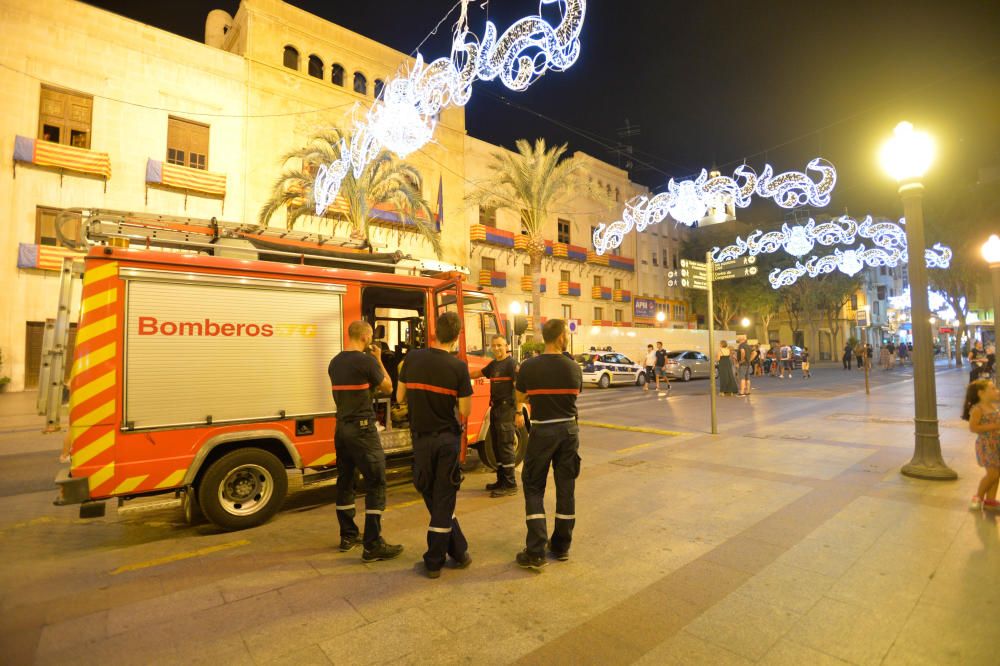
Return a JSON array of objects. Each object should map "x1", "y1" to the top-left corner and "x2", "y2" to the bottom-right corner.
[{"x1": 52, "y1": 210, "x2": 524, "y2": 530}]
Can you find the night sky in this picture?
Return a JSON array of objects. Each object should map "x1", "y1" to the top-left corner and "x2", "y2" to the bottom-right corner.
[{"x1": 84, "y1": 0, "x2": 1000, "y2": 225}]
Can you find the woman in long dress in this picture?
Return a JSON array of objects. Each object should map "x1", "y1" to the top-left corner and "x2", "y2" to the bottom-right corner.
[{"x1": 718, "y1": 341, "x2": 739, "y2": 395}]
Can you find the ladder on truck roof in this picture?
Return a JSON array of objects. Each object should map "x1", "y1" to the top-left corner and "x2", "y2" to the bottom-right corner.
[{"x1": 53, "y1": 208, "x2": 469, "y2": 278}]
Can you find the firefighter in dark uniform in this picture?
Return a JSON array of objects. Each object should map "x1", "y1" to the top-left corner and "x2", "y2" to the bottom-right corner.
[
  {"x1": 327, "y1": 321, "x2": 403, "y2": 562},
  {"x1": 470, "y1": 334, "x2": 519, "y2": 497},
  {"x1": 514, "y1": 319, "x2": 583, "y2": 571},
  {"x1": 397, "y1": 311, "x2": 474, "y2": 579}
]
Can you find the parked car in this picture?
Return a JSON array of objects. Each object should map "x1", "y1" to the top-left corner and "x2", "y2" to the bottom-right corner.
[
  {"x1": 663, "y1": 350, "x2": 711, "y2": 381},
  {"x1": 575, "y1": 351, "x2": 646, "y2": 388}
]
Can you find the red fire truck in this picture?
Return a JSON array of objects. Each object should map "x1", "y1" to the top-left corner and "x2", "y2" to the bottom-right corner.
[{"x1": 51, "y1": 210, "x2": 524, "y2": 530}]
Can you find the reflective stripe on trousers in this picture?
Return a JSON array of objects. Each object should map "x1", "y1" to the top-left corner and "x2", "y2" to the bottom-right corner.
[
  {"x1": 412, "y1": 429, "x2": 468, "y2": 572},
  {"x1": 521, "y1": 421, "x2": 581, "y2": 557}
]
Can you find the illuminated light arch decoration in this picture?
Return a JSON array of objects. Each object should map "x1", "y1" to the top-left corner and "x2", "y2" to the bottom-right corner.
[
  {"x1": 592, "y1": 158, "x2": 837, "y2": 255},
  {"x1": 706, "y1": 215, "x2": 952, "y2": 289},
  {"x1": 314, "y1": 0, "x2": 587, "y2": 215}
]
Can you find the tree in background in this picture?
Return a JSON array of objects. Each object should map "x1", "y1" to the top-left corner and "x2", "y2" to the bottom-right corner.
[
  {"x1": 466, "y1": 139, "x2": 604, "y2": 336},
  {"x1": 259, "y1": 128, "x2": 441, "y2": 257},
  {"x1": 814, "y1": 273, "x2": 862, "y2": 358}
]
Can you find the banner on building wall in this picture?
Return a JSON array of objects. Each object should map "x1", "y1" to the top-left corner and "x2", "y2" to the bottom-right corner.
[{"x1": 634, "y1": 297, "x2": 657, "y2": 319}]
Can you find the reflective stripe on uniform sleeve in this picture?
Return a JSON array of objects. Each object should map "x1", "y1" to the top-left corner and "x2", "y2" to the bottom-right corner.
[{"x1": 525, "y1": 513, "x2": 546, "y2": 520}]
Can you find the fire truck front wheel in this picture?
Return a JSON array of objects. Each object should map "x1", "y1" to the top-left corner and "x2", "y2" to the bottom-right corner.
[{"x1": 198, "y1": 449, "x2": 289, "y2": 530}]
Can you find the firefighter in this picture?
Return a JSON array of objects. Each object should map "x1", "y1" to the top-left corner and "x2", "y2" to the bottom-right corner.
[
  {"x1": 397, "y1": 311, "x2": 474, "y2": 579},
  {"x1": 513, "y1": 319, "x2": 583, "y2": 571},
  {"x1": 328, "y1": 320, "x2": 403, "y2": 563},
  {"x1": 470, "y1": 334, "x2": 519, "y2": 497}
]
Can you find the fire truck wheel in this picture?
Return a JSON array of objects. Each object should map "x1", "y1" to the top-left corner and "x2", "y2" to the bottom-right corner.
[{"x1": 198, "y1": 449, "x2": 288, "y2": 530}]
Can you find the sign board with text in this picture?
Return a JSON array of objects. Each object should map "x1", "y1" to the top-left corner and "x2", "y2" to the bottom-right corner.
[{"x1": 634, "y1": 297, "x2": 657, "y2": 319}]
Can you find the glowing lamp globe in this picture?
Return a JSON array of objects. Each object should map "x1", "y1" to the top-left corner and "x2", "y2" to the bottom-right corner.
[
  {"x1": 982, "y1": 234, "x2": 1000, "y2": 265},
  {"x1": 656, "y1": 311, "x2": 666, "y2": 323},
  {"x1": 740, "y1": 317, "x2": 751, "y2": 328},
  {"x1": 880, "y1": 121, "x2": 935, "y2": 182},
  {"x1": 509, "y1": 301, "x2": 522, "y2": 315}
]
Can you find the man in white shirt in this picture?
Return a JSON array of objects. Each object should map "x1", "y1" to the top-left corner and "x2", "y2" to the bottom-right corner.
[
  {"x1": 779, "y1": 344, "x2": 792, "y2": 379},
  {"x1": 643, "y1": 344, "x2": 656, "y2": 392}
]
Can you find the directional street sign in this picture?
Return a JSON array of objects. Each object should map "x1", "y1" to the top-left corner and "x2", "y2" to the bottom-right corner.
[
  {"x1": 713, "y1": 265, "x2": 759, "y2": 281},
  {"x1": 714, "y1": 256, "x2": 757, "y2": 270}
]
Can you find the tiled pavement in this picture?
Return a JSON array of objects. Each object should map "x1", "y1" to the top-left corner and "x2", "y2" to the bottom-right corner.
[{"x1": 0, "y1": 366, "x2": 996, "y2": 665}]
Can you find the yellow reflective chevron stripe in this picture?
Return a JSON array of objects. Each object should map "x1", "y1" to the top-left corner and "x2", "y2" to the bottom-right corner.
[
  {"x1": 71, "y1": 342, "x2": 116, "y2": 378},
  {"x1": 76, "y1": 314, "x2": 117, "y2": 346},
  {"x1": 155, "y1": 469, "x2": 187, "y2": 489},
  {"x1": 81, "y1": 288, "x2": 117, "y2": 317},
  {"x1": 83, "y1": 261, "x2": 118, "y2": 286},
  {"x1": 71, "y1": 401, "x2": 116, "y2": 441},
  {"x1": 308, "y1": 453, "x2": 335, "y2": 467},
  {"x1": 70, "y1": 370, "x2": 115, "y2": 411},
  {"x1": 113, "y1": 475, "x2": 148, "y2": 495},
  {"x1": 88, "y1": 462, "x2": 115, "y2": 492},
  {"x1": 73, "y1": 430, "x2": 115, "y2": 466}
]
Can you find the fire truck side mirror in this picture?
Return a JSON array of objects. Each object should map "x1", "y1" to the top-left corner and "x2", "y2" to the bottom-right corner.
[{"x1": 514, "y1": 315, "x2": 528, "y2": 336}]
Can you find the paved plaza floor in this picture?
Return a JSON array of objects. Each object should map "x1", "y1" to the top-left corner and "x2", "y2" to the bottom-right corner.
[{"x1": 0, "y1": 363, "x2": 995, "y2": 665}]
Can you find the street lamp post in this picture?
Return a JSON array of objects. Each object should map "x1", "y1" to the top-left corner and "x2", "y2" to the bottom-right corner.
[
  {"x1": 982, "y1": 234, "x2": 1000, "y2": 360},
  {"x1": 880, "y1": 121, "x2": 956, "y2": 480}
]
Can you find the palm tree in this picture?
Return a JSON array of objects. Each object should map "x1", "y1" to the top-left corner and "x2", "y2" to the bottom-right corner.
[
  {"x1": 259, "y1": 128, "x2": 442, "y2": 257},
  {"x1": 467, "y1": 139, "x2": 597, "y2": 336}
]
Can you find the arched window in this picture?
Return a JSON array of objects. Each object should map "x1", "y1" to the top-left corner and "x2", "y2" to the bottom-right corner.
[
  {"x1": 373, "y1": 79, "x2": 385, "y2": 99},
  {"x1": 353, "y1": 72, "x2": 367, "y2": 95},
  {"x1": 283, "y1": 45, "x2": 299, "y2": 70},
  {"x1": 615, "y1": 187, "x2": 620, "y2": 202},
  {"x1": 331, "y1": 63, "x2": 345, "y2": 86},
  {"x1": 308, "y1": 55, "x2": 323, "y2": 79}
]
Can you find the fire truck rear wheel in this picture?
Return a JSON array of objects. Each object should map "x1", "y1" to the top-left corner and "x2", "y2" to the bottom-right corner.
[{"x1": 198, "y1": 449, "x2": 288, "y2": 530}]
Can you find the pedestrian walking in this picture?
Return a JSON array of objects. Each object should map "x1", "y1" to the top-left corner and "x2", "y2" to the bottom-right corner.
[
  {"x1": 718, "y1": 340, "x2": 739, "y2": 395},
  {"x1": 751, "y1": 344, "x2": 763, "y2": 377},
  {"x1": 328, "y1": 321, "x2": 404, "y2": 562},
  {"x1": 737, "y1": 335, "x2": 752, "y2": 396},
  {"x1": 887, "y1": 341, "x2": 896, "y2": 369},
  {"x1": 897, "y1": 341, "x2": 908, "y2": 365},
  {"x1": 879, "y1": 344, "x2": 890, "y2": 370},
  {"x1": 654, "y1": 341, "x2": 670, "y2": 394},
  {"x1": 779, "y1": 343, "x2": 792, "y2": 379},
  {"x1": 969, "y1": 341, "x2": 988, "y2": 382},
  {"x1": 471, "y1": 335, "x2": 519, "y2": 497},
  {"x1": 801, "y1": 347, "x2": 811, "y2": 378},
  {"x1": 643, "y1": 344, "x2": 656, "y2": 392},
  {"x1": 397, "y1": 312, "x2": 474, "y2": 578},
  {"x1": 513, "y1": 319, "x2": 582, "y2": 571},
  {"x1": 843, "y1": 342, "x2": 853, "y2": 370},
  {"x1": 855, "y1": 342, "x2": 865, "y2": 371},
  {"x1": 964, "y1": 379, "x2": 1000, "y2": 511}
]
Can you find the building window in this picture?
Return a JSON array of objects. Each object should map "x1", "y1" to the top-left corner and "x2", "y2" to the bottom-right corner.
[
  {"x1": 167, "y1": 117, "x2": 209, "y2": 170},
  {"x1": 283, "y1": 46, "x2": 299, "y2": 70},
  {"x1": 850, "y1": 295, "x2": 858, "y2": 310},
  {"x1": 35, "y1": 206, "x2": 80, "y2": 248},
  {"x1": 873, "y1": 302, "x2": 880, "y2": 315},
  {"x1": 307, "y1": 55, "x2": 323, "y2": 79},
  {"x1": 614, "y1": 278, "x2": 622, "y2": 290},
  {"x1": 615, "y1": 187, "x2": 620, "y2": 202},
  {"x1": 662, "y1": 249, "x2": 668, "y2": 266},
  {"x1": 879, "y1": 266, "x2": 887, "y2": 276},
  {"x1": 614, "y1": 309, "x2": 623, "y2": 322},
  {"x1": 331, "y1": 63, "x2": 345, "y2": 86},
  {"x1": 672, "y1": 254, "x2": 679, "y2": 269},
  {"x1": 877, "y1": 286, "x2": 887, "y2": 300},
  {"x1": 481, "y1": 257, "x2": 495, "y2": 272},
  {"x1": 652, "y1": 251, "x2": 658, "y2": 267},
  {"x1": 594, "y1": 307, "x2": 603, "y2": 321},
  {"x1": 38, "y1": 85, "x2": 92, "y2": 148},
  {"x1": 562, "y1": 305, "x2": 572, "y2": 319},
  {"x1": 557, "y1": 219, "x2": 571, "y2": 244},
  {"x1": 593, "y1": 275, "x2": 602, "y2": 287},
  {"x1": 353, "y1": 72, "x2": 367, "y2": 95},
  {"x1": 374, "y1": 79, "x2": 385, "y2": 98},
  {"x1": 523, "y1": 302, "x2": 532, "y2": 315},
  {"x1": 478, "y1": 206, "x2": 496, "y2": 227},
  {"x1": 560, "y1": 270, "x2": 571, "y2": 282},
  {"x1": 523, "y1": 262, "x2": 532, "y2": 277}
]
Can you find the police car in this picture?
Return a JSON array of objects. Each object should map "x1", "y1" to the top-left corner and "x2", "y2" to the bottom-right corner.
[{"x1": 575, "y1": 351, "x2": 647, "y2": 389}]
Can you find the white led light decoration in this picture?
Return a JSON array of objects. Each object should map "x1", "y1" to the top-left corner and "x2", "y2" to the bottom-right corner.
[
  {"x1": 314, "y1": 0, "x2": 586, "y2": 215},
  {"x1": 592, "y1": 158, "x2": 837, "y2": 255},
  {"x1": 767, "y1": 244, "x2": 951, "y2": 289}
]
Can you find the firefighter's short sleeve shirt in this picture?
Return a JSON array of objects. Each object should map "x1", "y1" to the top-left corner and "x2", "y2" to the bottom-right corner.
[
  {"x1": 515, "y1": 353, "x2": 582, "y2": 422},
  {"x1": 400, "y1": 348, "x2": 474, "y2": 433},
  {"x1": 328, "y1": 351, "x2": 383, "y2": 422},
  {"x1": 482, "y1": 356, "x2": 516, "y2": 403}
]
